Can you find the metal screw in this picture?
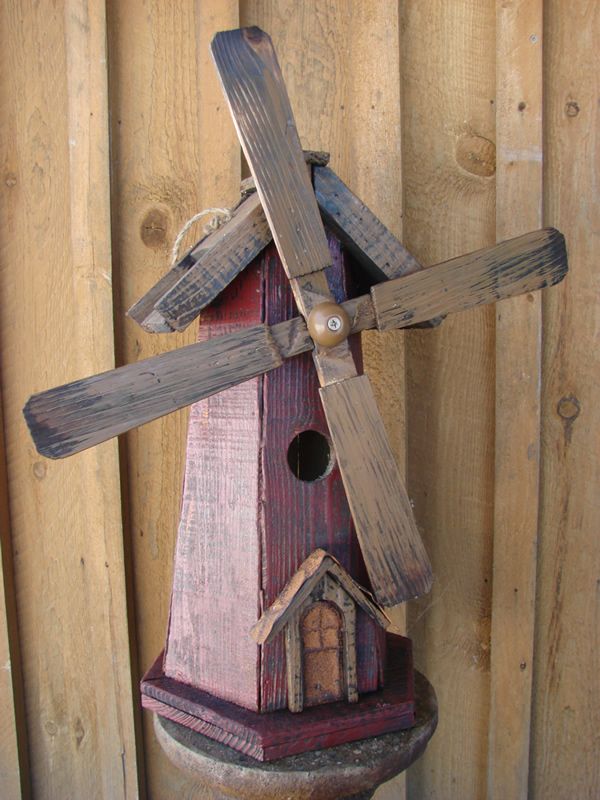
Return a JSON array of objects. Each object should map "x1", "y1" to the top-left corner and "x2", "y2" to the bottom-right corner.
[{"x1": 327, "y1": 316, "x2": 342, "y2": 332}]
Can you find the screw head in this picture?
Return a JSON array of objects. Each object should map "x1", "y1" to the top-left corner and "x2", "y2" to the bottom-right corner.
[{"x1": 307, "y1": 302, "x2": 352, "y2": 348}]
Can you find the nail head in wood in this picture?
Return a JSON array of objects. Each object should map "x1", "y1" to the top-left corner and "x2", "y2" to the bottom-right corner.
[{"x1": 307, "y1": 302, "x2": 352, "y2": 348}]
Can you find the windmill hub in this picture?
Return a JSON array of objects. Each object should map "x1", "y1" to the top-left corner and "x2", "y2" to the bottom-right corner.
[{"x1": 307, "y1": 301, "x2": 352, "y2": 348}]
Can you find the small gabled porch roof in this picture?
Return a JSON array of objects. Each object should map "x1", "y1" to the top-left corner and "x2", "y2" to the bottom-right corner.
[{"x1": 251, "y1": 548, "x2": 390, "y2": 646}]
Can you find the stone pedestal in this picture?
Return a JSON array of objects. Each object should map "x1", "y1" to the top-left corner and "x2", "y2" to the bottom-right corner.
[{"x1": 154, "y1": 672, "x2": 437, "y2": 800}]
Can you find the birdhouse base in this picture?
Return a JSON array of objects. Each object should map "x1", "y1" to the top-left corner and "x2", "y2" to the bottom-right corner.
[
  {"x1": 142, "y1": 634, "x2": 420, "y2": 762},
  {"x1": 151, "y1": 668, "x2": 437, "y2": 800}
]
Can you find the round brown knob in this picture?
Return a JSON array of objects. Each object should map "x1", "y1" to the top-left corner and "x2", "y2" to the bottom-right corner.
[{"x1": 307, "y1": 302, "x2": 351, "y2": 348}]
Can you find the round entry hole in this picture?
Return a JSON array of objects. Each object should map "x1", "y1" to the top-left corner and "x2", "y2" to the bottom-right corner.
[{"x1": 287, "y1": 430, "x2": 333, "y2": 482}]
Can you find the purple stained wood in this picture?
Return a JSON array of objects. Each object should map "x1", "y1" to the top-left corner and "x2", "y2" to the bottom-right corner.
[{"x1": 163, "y1": 234, "x2": 384, "y2": 713}]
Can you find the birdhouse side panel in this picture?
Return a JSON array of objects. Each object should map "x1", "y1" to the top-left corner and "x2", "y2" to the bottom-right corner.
[
  {"x1": 163, "y1": 264, "x2": 265, "y2": 710},
  {"x1": 357, "y1": 608, "x2": 386, "y2": 693}
]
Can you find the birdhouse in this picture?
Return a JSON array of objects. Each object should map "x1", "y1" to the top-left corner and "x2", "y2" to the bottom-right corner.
[
  {"x1": 23, "y1": 26, "x2": 567, "y2": 766},
  {"x1": 137, "y1": 211, "x2": 421, "y2": 760}
]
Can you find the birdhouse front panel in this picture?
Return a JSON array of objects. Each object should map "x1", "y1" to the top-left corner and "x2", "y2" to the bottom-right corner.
[{"x1": 259, "y1": 238, "x2": 385, "y2": 711}]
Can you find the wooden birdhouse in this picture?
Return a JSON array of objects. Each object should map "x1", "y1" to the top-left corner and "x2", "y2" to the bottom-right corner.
[
  {"x1": 23, "y1": 26, "x2": 568, "y2": 766},
  {"x1": 137, "y1": 207, "x2": 421, "y2": 760}
]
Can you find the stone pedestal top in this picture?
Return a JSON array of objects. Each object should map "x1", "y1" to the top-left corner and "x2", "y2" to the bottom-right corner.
[{"x1": 154, "y1": 671, "x2": 437, "y2": 800}]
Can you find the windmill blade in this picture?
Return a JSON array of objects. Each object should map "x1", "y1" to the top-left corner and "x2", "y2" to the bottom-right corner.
[
  {"x1": 212, "y1": 26, "x2": 432, "y2": 605},
  {"x1": 373, "y1": 228, "x2": 567, "y2": 331},
  {"x1": 24, "y1": 228, "x2": 567, "y2": 462},
  {"x1": 24, "y1": 325, "x2": 284, "y2": 459},
  {"x1": 321, "y1": 375, "x2": 433, "y2": 605},
  {"x1": 211, "y1": 27, "x2": 332, "y2": 280}
]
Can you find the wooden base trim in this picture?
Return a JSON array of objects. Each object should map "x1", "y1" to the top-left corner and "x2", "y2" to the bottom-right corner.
[{"x1": 141, "y1": 634, "x2": 415, "y2": 762}]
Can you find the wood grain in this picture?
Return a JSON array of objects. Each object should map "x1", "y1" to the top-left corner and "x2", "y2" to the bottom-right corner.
[
  {"x1": 1, "y1": 5, "x2": 597, "y2": 797},
  {"x1": 0, "y1": 1, "x2": 139, "y2": 797},
  {"x1": 258, "y1": 237, "x2": 383, "y2": 711},
  {"x1": 320, "y1": 375, "x2": 432, "y2": 606},
  {"x1": 314, "y1": 166, "x2": 422, "y2": 282},
  {"x1": 133, "y1": 161, "x2": 432, "y2": 335},
  {"x1": 401, "y1": 2, "x2": 497, "y2": 797},
  {"x1": 107, "y1": 1, "x2": 240, "y2": 795},
  {"x1": 488, "y1": 4, "x2": 543, "y2": 798},
  {"x1": 212, "y1": 27, "x2": 332, "y2": 279},
  {"x1": 24, "y1": 231, "x2": 564, "y2": 459},
  {"x1": 531, "y1": 3, "x2": 600, "y2": 798},
  {"x1": 24, "y1": 325, "x2": 282, "y2": 458},
  {"x1": 128, "y1": 192, "x2": 264, "y2": 332},
  {"x1": 0, "y1": 386, "x2": 28, "y2": 797},
  {"x1": 372, "y1": 230, "x2": 566, "y2": 331},
  {"x1": 163, "y1": 264, "x2": 264, "y2": 711},
  {"x1": 131, "y1": 151, "x2": 333, "y2": 333},
  {"x1": 144, "y1": 635, "x2": 419, "y2": 763}
]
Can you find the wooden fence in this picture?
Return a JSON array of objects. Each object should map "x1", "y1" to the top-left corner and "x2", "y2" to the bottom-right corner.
[{"x1": 1, "y1": 1, "x2": 598, "y2": 798}]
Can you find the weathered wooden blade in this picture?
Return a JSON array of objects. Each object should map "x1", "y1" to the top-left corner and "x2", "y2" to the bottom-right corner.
[
  {"x1": 212, "y1": 27, "x2": 433, "y2": 604},
  {"x1": 24, "y1": 325, "x2": 283, "y2": 459},
  {"x1": 372, "y1": 228, "x2": 567, "y2": 330},
  {"x1": 26, "y1": 228, "x2": 567, "y2": 460},
  {"x1": 320, "y1": 375, "x2": 433, "y2": 606},
  {"x1": 211, "y1": 27, "x2": 331, "y2": 279}
]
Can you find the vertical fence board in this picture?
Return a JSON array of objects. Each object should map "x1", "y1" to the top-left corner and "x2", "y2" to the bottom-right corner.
[
  {"x1": 239, "y1": 4, "x2": 408, "y2": 795},
  {"x1": 0, "y1": 1, "x2": 139, "y2": 797},
  {"x1": 106, "y1": 1, "x2": 239, "y2": 796},
  {"x1": 0, "y1": 387, "x2": 28, "y2": 798},
  {"x1": 531, "y1": 2, "x2": 600, "y2": 798},
  {"x1": 488, "y1": 3, "x2": 543, "y2": 797},
  {"x1": 401, "y1": 2, "x2": 496, "y2": 798}
]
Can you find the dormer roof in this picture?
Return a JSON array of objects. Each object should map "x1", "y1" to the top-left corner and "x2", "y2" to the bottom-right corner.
[{"x1": 251, "y1": 548, "x2": 390, "y2": 645}]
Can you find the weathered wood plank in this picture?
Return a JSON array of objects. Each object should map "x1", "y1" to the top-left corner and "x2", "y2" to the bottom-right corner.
[
  {"x1": 488, "y1": 3, "x2": 543, "y2": 798},
  {"x1": 531, "y1": 3, "x2": 600, "y2": 798},
  {"x1": 106, "y1": 2, "x2": 241, "y2": 795},
  {"x1": 163, "y1": 263, "x2": 264, "y2": 711},
  {"x1": 0, "y1": 387, "x2": 28, "y2": 798},
  {"x1": 25, "y1": 324, "x2": 283, "y2": 459},
  {"x1": 212, "y1": 27, "x2": 360, "y2": 389},
  {"x1": 126, "y1": 192, "x2": 246, "y2": 328},
  {"x1": 0, "y1": 1, "x2": 139, "y2": 797},
  {"x1": 401, "y1": 2, "x2": 497, "y2": 796},
  {"x1": 320, "y1": 375, "x2": 432, "y2": 606},
  {"x1": 212, "y1": 27, "x2": 332, "y2": 279},
  {"x1": 145, "y1": 634, "x2": 419, "y2": 762},
  {"x1": 372, "y1": 230, "x2": 566, "y2": 332},
  {"x1": 285, "y1": 621, "x2": 303, "y2": 713},
  {"x1": 25, "y1": 231, "x2": 565, "y2": 460},
  {"x1": 258, "y1": 236, "x2": 375, "y2": 712},
  {"x1": 131, "y1": 161, "x2": 440, "y2": 336}
]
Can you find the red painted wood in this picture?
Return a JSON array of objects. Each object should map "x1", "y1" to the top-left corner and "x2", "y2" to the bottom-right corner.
[
  {"x1": 163, "y1": 263, "x2": 264, "y2": 709},
  {"x1": 260, "y1": 235, "x2": 383, "y2": 710},
  {"x1": 162, "y1": 232, "x2": 384, "y2": 713},
  {"x1": 143, "y1": 635, "x2": 415, "y2": 762}
]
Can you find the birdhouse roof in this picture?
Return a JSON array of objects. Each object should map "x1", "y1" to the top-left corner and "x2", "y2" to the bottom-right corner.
[
  {"x1": 127, "y1": 157, "x2": 425, "y2": 335},
  {"x1": 250, "y1": 548, "x2": 391, "y2": 646}
]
